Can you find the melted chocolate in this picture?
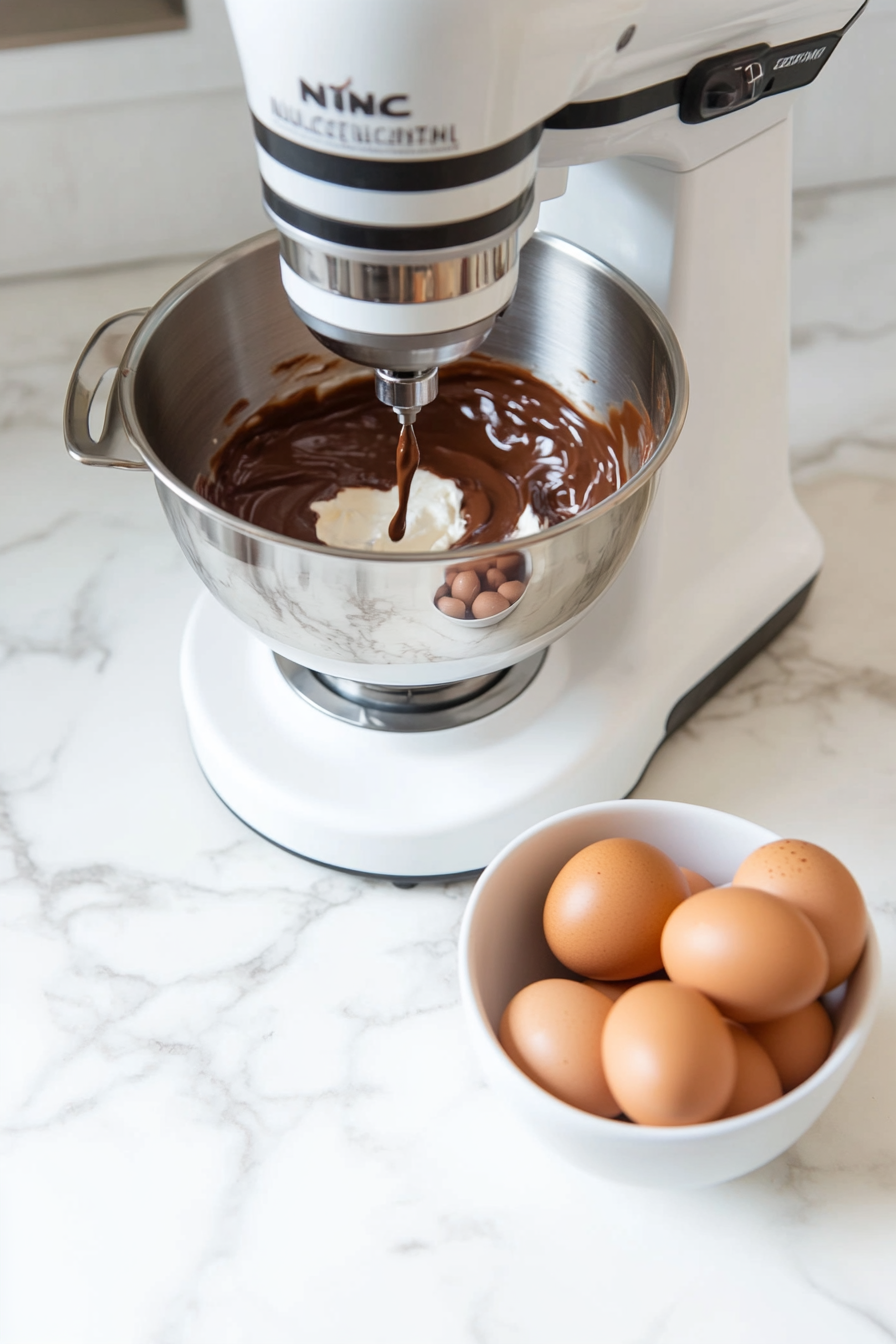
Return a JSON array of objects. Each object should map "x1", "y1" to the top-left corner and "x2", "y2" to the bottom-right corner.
[
  {"x1": 223, "y1": 397, "x2": 249, "y2": 426},
  {"x1": 196, "y1": 357, "x2": 652, "y2": 548},
  {"x1": 388, "y1": 422, "x2": 420, "y2": 542}
]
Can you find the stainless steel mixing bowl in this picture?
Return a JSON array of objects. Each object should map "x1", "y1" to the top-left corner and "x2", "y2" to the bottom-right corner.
[{"x1": 64, "y1": 232, "x2": 687, "y2": 687}]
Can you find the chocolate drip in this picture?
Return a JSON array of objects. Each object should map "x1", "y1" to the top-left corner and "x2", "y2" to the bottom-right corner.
[
  {"x1": 388, "y1": 422, "x2": 420, "y2": 542},
  {"x1": 196, "y1": 357, "x2": 652, "y2": 548}
]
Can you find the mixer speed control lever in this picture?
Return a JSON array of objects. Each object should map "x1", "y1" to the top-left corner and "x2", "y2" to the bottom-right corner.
[{"x1": 679, "y1": 27, "x2": 846, "y2": 124}]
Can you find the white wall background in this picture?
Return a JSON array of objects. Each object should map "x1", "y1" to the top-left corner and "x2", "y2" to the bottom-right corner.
[
  {"x1": 0, "y1": 0, "x2": 893, "y2": 278},
  {"x1": 792, "y1": 0, "x2": 896, "y2": 188},
  {"x1": 0, "y1": 0, "x2": 264, "y2": 278}
]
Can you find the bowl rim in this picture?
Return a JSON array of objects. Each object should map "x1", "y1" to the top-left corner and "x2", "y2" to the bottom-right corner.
[
  {"x1": 458, "y1": 797, "x2": 881, "y2": 1142},
  {"x1": 116, "y1": 230, "x2": 689, "y2": 564}
]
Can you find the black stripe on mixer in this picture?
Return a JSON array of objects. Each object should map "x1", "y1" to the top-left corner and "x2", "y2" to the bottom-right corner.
[
  {"x1": 253, "y1": 116, "x2": 542, "y2": 192},
  {"x1": 262, "y1": 181, "x2": 535, "y2": 252},
  {"x1": 545, "y1": 78, "x2": 684, "y2": 130}
]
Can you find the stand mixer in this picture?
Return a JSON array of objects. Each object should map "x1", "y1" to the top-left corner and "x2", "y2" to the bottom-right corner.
[{"x1": 65, "y1": 0, "x2": 864, "y2": 880}]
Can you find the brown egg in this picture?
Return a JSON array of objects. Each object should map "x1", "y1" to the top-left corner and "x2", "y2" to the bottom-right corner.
[
  {"x1": 471, "y1": 591, "x2": 510, "y2": 619},
  {"x1": 544, "y1": 839, "x2": 688, "y2": 980},
  {"x1": 748, "y1": 1000, "x2": 834, "y2": 1092},
  {"x1": 499, "y1": 979, "x2": 619, "y2": 1116},
  {"x1": 661, "y1": 886, "x2": 830, "y2": 1023},
  {"x1": 434, "y1": 583, "x2": 450, "y2": 601},
  {"x1": 602, "y1": 982, "x2": 737, "y2": 1126},
  {"x1": 498, "y1": 580, "x2": 526, "y2": 604},
  {"x1": 485, "y1": 567, "x2": 507, "y2": 591},
  {"x1": 437, "y1": 595, "x2": 467, "y2": 619},
  {"x1": 733, "y1": 839, "x2": 867, "y2": 991},
  {"x1": 719, "y1": 1023, "x2": 783, "y2": 1118},
  {"x1": 680, "y1": 866, "x2": 713, "y2": 895},
  {"x1": 585, "y1": 970, "x2": 668, "y2": 1001},
  {"x1": 451, "y1": 570, "x2": 481, "y2": 606}
]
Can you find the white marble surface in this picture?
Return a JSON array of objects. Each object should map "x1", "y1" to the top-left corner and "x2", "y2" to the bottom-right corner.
[{"x1": 1, "y1": 181, "x2": 895, "y2": 1344}]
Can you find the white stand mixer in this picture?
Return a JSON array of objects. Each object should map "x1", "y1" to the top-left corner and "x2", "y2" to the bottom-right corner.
[
  {"x1": 68, "y1": 0, "x2": 863, "y2": 880},
  {"x1": 182, "y1": 111, "x2": 819, "y2": 880}
]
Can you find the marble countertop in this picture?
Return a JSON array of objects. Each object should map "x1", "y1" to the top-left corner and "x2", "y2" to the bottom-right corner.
[{"x1": 1, "y1": 179, "x2": 895, "y2": 1344}]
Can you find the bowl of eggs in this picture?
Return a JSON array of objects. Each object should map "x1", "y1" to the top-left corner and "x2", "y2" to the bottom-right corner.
[{"x1": 458, "y1": 799, "x2": 879, "y2": 1188}]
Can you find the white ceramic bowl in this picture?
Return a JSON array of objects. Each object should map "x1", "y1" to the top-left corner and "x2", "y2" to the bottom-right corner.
[{"x1": 458, "y1": 799, "x2": 880, "y2": 1188}]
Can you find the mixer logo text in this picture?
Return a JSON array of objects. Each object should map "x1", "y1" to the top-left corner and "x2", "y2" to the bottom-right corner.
[
  {"x1": 300, "y1": 78, "x2": 411, "y2": 118},
  {"x1": 772, "y1": 46, "x2": 826, "y2": 70},
  {"x1": 271, "y1": 83, "x2": 460, "y2": 154}
]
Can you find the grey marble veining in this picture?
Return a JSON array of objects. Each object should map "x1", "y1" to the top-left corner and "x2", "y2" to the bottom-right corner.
[
  {"x1": 1, "y1": 185, "x2": 895, "y2": 1343},
  {"x1": 790, "y1": 178, "x2": 896, "y2": 482}
]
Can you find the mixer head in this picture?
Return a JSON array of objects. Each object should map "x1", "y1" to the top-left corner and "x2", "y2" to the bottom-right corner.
[
  {"x1": 224, "y1": 0, "x2": 857, "y2": 425},
  {"x1": 221, "y1": 0, "x2": 607, "y2": 420}
]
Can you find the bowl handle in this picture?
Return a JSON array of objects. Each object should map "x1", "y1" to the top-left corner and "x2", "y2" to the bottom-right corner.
[{"x1": 63, "y1": 310, "x2": 150, "y2": 469}]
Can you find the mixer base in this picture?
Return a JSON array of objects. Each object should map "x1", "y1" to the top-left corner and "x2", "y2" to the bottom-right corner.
[{"x1": 182, "y1": 534, "x2": 820, "y2": 880}]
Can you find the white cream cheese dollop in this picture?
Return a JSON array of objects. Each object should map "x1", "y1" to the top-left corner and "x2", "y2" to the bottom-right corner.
[{"x1": 311, "y1": 471, "x2": 544, "y2": 553}]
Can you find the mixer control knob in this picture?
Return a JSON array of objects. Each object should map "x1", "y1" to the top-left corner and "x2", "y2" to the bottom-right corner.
[{"x1": 680, "y1": 46, "x2": 770, "y2": 123}]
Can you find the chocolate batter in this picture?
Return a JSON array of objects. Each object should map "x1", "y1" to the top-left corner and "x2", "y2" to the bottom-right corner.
[
  {"x1": 388, "y1": 422, "x2": 420, "y2": 543},
  {"x1": 196, "y1": 357, "x2": 652, "y2": 548}
]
